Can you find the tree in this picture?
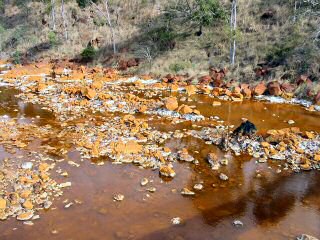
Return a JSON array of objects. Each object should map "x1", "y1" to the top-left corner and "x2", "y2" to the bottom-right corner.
[
  {"x1": 51, "y1": 0, "x2": 56, "y2": 31},
  {"x1": 164, "y1": 0, "x2": 227, "y2": 34},
  {"x1": 90, "y1": 0, "x2": 117, "y2": 54},
  {"x1": 61, "y1": 0, "x2": 68, "y2": 40},
  {"x1": 230, "y1": 0, "x2": 237, "y2": 65}
]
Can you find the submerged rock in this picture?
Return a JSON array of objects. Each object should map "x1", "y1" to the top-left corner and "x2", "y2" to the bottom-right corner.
[
  {"x1": 232, "y1": 119, "x2": 257, "y2": 136},
  {"x1": 181, "y1": 188, "x2": 195, "y2": 196}
]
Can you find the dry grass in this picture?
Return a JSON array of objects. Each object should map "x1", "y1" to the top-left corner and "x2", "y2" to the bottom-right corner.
[{"x1": 0, "y1": 0, "x2": 319, "y2": 87}]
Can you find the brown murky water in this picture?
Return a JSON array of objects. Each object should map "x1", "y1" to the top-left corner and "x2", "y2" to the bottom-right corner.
[{"x1": 0, "y1": 86, "x2": 319, "y2": 240}]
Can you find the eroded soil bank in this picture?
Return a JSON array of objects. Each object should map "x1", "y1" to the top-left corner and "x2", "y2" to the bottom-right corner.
[{"x1": 0, "y1": 63, "x2": 319, "y2": 240}]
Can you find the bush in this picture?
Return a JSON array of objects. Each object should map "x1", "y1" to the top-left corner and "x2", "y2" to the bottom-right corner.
[
  {"x1": 12, "y1": 51, "x2": 21, "y2": 64},
  {"x1": 76, "y1": 0, "x2": 99, "y2": 8},
  {"x1": 48, "y1": 31, "x2": 57, "y2": 46},
  {"x1": 190, "y1": 0, "x2": 227, "y2": 27},
  {"x1": 81, "y1": 46, "x2": 96, "y2": 61},
  {"x1": 148, "y1": 27, "x2": 177, "y2": 51},
  {"x1": 169, "y1": 63, "x2": 186, "y2": 73},
  {"x1": 266, "y1": 32, "x2": 302, "y2": 67}
]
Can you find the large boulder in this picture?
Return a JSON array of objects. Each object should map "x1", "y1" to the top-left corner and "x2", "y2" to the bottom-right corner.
[
  {"x1": 253, "y1": 82, "x2": 267, "y2": 95},
  {"x1": 281, "y1": 82, "x2": 295, "y2": 93},
  {"x1": 177, "y1": 104, "x2": 193, "y2": 114},
  {"x1": 267, "y1": 81, "x2": 282, "y2": 96},
  {"x1": 233, "y1": 119, "x2": 257, "y2": 136},
  {"x1": 314, "y1": 91, "x2": 320, "y2": 105},
  {"x1": 185, "y1": 85, "x2": 197, "y2": 96},
  {"x1": 242, "y1": 87, "x2": 252, "y2": 99},
  {"x1": 81, "y1": 87, "x2": 96, "y2": 99},
  {"x1": 199, "y1": 75, "x2": 212, "y2": 85},
  {"x1": 165, "y1": 97, "x2": 179, "y2": 111}
]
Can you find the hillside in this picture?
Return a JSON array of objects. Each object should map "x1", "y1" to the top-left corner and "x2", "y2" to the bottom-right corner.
[{"x1": 0, "y1": 0, "x2": 319, "y2": 94}]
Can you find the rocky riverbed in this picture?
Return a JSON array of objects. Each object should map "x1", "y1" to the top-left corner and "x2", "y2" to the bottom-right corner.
[{"x1": 0, "y1": 61, "x2": 319, "y2": 239}]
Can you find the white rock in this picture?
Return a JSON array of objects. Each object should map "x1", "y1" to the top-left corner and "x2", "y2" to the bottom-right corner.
[
  {"x1": 219, "y1": 173, "x2": 229, "y2": 181},
  {"x1": 21, "y1": 162, "x2": 33, "y2": 170},
  {"x1": 233, "y1": 220, "x2": 244, "y2": 227},
  {"x1": 140, "y1": 178, "x2": 149, "y2": 186},
  {"x1": 171, "y1": 217, "x2": 181, "y2": 225},
  {"x1": 193, "y1": 184, "x2": 203, "y2": 190},
  {"x1": 59, "y1": 182, "x2": 72, "y2": 188},
  {"x1": 113, "y1": 194, "x2": 124, "y2": 201}
]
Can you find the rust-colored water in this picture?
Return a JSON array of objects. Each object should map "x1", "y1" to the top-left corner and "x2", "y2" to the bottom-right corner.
[{"x1": 0, "y1": 87, "x2": 319, "y2": 240}]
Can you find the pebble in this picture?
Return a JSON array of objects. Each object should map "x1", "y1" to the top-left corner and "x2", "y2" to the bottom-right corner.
[
  {"x1": 67, "y1": 161, "x2": 80, "y2": 167},
  {"x1": 140, "y1": 178, "x2": 149, "y2": 186},
  {"x1": 113, "y1": 194, "x2": 124, "y2": 201},
  {"x1": 181, "y1": 188, "x2": 195, "y2": 196},
  {"x1": 23, "y1": 221, "x2": 34, "y2": 226},
  {"x1": 193, "y1": 183, "x2": 203, "y2": 190},
  {"x1": 219, "y1": 173, "x2": 229, "y2": 181},
  {"x1": 233, "y1": 220, "x2": 243, "y2": 227},
  {"x1": 64, "y1": 202, "x2": 73, "y2": 208},
  {"x1": 146, "y1": 187, "x2": 156, "y2": 193},
  {"x1": 288, "y1": 120, "x2": 295, "y2": 125},
  {"x1": 59, "y1": 182, "x2": 72, "y2": 188},
  {"x1": 17, "y1": 211, "x2": 34, "y2": 221},
  {"x1": 21, "y1": 162, "x2": 33, "y2": 170},
  {"x1": 171, "y1": 217, "x2": 181, "y2": 225}
]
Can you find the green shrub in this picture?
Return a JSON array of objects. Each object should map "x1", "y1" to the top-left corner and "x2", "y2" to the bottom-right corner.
[
  {"x1": 48, "y1": 31, "x2": 57, "y2": 46},
  {"x1": 148, "y1": 27, "x2": 177, "y2": 51},
  {"x1": 12, "y1": 51, "x2": 21, "y2": 64},
  {"x1": 169, "y1": 62, "x2": 190, "y2": 73},
  {"x1": 0, "y1": 0, "x2": 4, "y2": 13},
  {"x1": 77, "y1": 0, "x2": 99, "y2": 8},
  {"x1": 93, "y1": 17, "x2": 106, "y2": 26},
  {"x1": 190, "y1": 0, "x2": 227, "y2": 27},
  {"x1": 266, "y1": 31, "x2": 302, "y2": 67},
  {"x1": 81, "y1": 46, "x2": 96, "y2": 61}
]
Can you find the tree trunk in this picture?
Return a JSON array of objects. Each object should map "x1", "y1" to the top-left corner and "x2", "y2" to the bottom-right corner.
[
  {"x1": 61, "y1": 0, "x2": 68, "y2": 40},
  {"x1": 51, "y1": 0, "x2": 56, "y2": 31},
  {"x1": 104, "y1": 0, "x2": 117, "y2": 54},
  {"x1": 230, "y1": 0, "x2": 237, "y2": 66}
]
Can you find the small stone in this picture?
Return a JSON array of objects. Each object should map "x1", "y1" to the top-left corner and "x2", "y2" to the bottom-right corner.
[
  {"x1": 23, "y1": 221, "x2": 34, "y2": 226},
  {"x1": 193, "y1": 184, "x2": 203, "y2": 190},
  {"x1": 288, "y1": 120, "x2": 295, "y2": 125},
  {"x1": 113, "y1": 194, "x2": 124, "y2": 201},
  {"x1": 68, "y1": 161, "x2": 80, "y2": 167},
  {"x1": 220, "y1": 159, "x2": 228, "y2": 166},
  {"x1": 159, "y1": 165, "x2": 176, "y2": 178},
  {"x1": 64, "y1": 202, "x2": 73, "y2": 208},
  {"x1": 219, "y1": 173, "x2": 229, "y2": 181},
  {"x1": 212, "y1": 101, "x2": 222, "y2": 106},
  {"x1": 171, "y1": 217, "x2": 181, "y2": 225},
  {"x1": 59, "y1": 182, "x2": 72, "y2": 188},
  {"x1": 140, "y1": 178, "x2": 149, "y2": 186},
  {"x1": 233, "y1": 220, "x2": 244, "y2": 227},
  {"x1": 23, "y1": 200, "x2": 33, "y2": 210},
  {"x1": 181, "y1": 188, "x2": 195, "y2": 196},
  {"x1": 21, "y1": 162, "x2": 33, "y2": 170},
  {"x1": 146, "y1": 187, "x2": 156, "y2": 193},
  {"x1": 17, "y1": 211, "x2": 34, "y2": 221}
]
